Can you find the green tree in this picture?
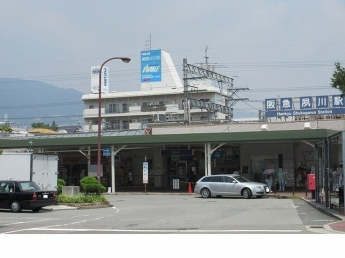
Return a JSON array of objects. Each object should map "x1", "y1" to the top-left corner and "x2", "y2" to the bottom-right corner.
[
  {"x1": 51, "y1": 120, "x2": 58, "y2": 131},
  {"x1": 331, "y1": 62, "x2": 345, "y2": 97},
  {"x1": 0, "y1": 125, "x2": 13, "y2": 133},
  {"x1": 31, "y1": 122, "x2": 51, "y2": 129},
  {"x1": 31, "y1": 121, "x2": 58, "y2": 131}
]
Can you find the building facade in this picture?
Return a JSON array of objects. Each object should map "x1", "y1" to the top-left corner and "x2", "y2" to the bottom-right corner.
[{"x1": 82, "y1": 49, "x2": 234, "y2": 132}]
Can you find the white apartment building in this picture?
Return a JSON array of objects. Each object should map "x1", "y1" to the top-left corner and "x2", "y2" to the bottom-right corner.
[{"x1": 82, "y1": 50, "x2": 232, "y2": 132}]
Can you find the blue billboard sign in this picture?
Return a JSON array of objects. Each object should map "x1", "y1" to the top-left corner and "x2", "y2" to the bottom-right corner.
[{"x1": 141, "y1": 50, "x2": 162, "y2": 83}]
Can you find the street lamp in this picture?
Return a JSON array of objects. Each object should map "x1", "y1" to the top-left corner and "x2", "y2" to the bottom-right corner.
[{"x1": 97, "y1": 57, "x2": 131, "y2": 182}]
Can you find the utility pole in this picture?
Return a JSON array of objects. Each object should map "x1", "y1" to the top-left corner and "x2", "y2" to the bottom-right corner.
[
  {"x1": 183, "y1": 58, "x2": 191, "y2": 124},
  {"x1": 227, "y1": 80, "x2": 249, "y2": 123},
  {"x1": 205, "y1": 46, "x2": 209, "y2": 67},
  {"x1": 183, "y1": 48, "x2": 250, "y2": 125}
]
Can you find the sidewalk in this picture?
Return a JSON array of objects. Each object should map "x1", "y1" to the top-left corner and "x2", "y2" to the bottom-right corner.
[{"x1": 268, "y1": 188, "x2": 345, "y2": 234}]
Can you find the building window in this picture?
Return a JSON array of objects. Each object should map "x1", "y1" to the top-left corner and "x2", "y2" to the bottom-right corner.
[
  {"x1": 113, "y1": 120, "x2": 120, "y2": 130},
  {"x1": 89, "y1": 105, "x2": 94, "y2": 109},
  {"x1": 142, "y1": 102, "x2": 153, "y2": 106},
  {"x1": 108, "y1": 104, "x2": 119, "y2": 113},
  {"x1": 142, "y1": 118, "x2": 153, "y2": 124},
  {"x1": 122, "y1": 120, "x2": 131, "y2": 130},
  {"x1": 122, "y1": 103, "x2": 130, "y2": 113},
  {"x1": 159, "y1": 100, "x2": 169, "y2": 105},
  {"x1": 104, "y1": 120, "x2": 120, "y2": 130}
]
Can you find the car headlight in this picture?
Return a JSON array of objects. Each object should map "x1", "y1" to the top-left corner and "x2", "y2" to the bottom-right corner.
[{"x1": 254, "y1": 186, "x2": 263, "y2": 189}]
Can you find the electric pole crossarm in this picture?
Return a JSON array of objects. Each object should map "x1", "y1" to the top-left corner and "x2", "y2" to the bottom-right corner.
[
  {"x1": 184, "y1": 63, "x2": 233, "y2": 85},
  {"x1": 189, "y1": 98, "x2": 231, "y2": 114},
  {"x1": 227, "y1": 98, "x2": 249, "y2": 107}
]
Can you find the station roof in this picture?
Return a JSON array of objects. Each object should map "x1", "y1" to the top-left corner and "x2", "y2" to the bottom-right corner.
[{"x1": 0, "y1": 128, "x2": 338, "y2": 150}]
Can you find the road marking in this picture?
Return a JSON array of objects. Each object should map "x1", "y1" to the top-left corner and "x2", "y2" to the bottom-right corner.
[
  {"x1": 18, "y1": 228, "x2": 303, "y2": 233},
  {"x1": 0, "y1": 218, "x2": 54, "y2": 227},
  {"x1": 1, "y1": 215, "x2": 113, "y2": 234}
]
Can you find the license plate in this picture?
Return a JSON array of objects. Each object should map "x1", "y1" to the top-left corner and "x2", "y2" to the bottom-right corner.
[{"x1": 43, "y1": 194, "x2": 48, "y2": 198}]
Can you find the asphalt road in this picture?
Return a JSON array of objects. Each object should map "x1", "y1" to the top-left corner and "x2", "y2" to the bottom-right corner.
[{"x1": 0, "y1": 194, "x2": 339, "y2": 234}]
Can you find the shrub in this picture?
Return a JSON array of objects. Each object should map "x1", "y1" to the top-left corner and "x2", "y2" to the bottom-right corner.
[
  {"x1": 80, "y1": 176, "x2": 106, "y2": 194},
  {"x1": 57, "y1": 179, "x2": 66, "y2": 195},
  {"x1": 57, "y1": 193, "x2": 109, "y2": 204}
]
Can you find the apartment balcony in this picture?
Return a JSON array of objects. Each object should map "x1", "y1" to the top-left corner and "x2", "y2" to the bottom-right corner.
[{"x1": 83, "y1": 104, "x2": 184, "y2": 119}]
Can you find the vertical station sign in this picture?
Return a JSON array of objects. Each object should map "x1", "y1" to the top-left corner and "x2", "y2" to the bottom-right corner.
[
  {"x1": 143, "y1": 161, "x2": 148, "y2": 184},
  {"x1": 141, "y1": 50, "x2": 162, "y2": 83},
  {"x1": 91, "y1": 66, "x2": 109, "y2": 94}
]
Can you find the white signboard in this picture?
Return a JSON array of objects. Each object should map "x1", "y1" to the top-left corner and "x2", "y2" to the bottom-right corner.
[
  {"x1": 88, "y1": 164, "x2": 103, "y2": 177},
  {"x1": 91, "y1": 66, "x2": 109, "y2": 94},
  {"x1": 143, "y1": 162, "x2": 148, "y2": 184}
]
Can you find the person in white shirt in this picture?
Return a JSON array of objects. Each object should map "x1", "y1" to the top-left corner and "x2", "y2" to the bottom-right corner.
[
  {"x1": 127, "y1": 171, "x2": 133, "y2": 186},
  {"x1": 266, "y1": 174, "x2": 273, "y2": 193}
]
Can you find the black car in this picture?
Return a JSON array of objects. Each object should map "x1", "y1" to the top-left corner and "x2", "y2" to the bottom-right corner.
[{"x1": 0, "y1": 180, "x2": 57, "y2": 212}]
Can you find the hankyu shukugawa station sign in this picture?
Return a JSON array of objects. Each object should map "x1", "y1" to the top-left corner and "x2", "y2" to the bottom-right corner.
[{"x1": 265, "y1": 95, "x2": 345, "y2": 118}]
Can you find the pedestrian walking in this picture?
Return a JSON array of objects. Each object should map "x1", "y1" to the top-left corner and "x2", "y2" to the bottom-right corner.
[
  {"x1": 127, "y1": 171, "x2": 133, "y2": 186},
  {"x1": 278, "y1": 169, "x2": 285, "y2": 191},
  {"x1": 266, "y1": 173, "x2": 273, "y2": 193}
]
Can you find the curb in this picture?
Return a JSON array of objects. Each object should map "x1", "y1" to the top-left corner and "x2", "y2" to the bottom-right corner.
[
  {"x1": 323, "y1": 223, "x2": 345, "y2": 234},
  {"x1": 301, "y1": 197, "x2": 345, "y2": 234},
  {"x1": 42, "y1": 205, "x2": 78, "y2": 211},
  {"x1": 301, "y1": 197, "x2": 344, "y2": 220},
  {"x1": 43, "y1": 204, "x2": 112, "y2": 211}
]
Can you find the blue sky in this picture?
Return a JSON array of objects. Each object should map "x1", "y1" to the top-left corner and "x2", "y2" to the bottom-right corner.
[{"x1": 0, "y1": 0, "x2": 344, "y2": 117}]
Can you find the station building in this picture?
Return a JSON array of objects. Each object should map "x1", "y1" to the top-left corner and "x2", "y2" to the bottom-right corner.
[{"x1": 0, "y1": 49, "x2": 344, "y2": 212}]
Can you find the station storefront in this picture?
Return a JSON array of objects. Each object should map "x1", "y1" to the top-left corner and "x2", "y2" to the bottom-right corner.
[
  {"x1": 315, "y1": 131, "x2": 344, "y2": 209},
  {"x1": 55, "y1": 138, "x2": 319, "y2": 193},
  {"x1": 0, "y1": 125, "x2": 340, "y2": 194}
]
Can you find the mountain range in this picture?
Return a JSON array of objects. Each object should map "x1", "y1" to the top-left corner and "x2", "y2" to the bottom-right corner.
[{"x1": 0, "y1": 78, "x2": 84, "y2": 129}]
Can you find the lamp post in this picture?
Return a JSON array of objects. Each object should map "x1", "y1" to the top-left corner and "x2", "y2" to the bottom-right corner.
[{"x1": 97, "y1": 57, "x2": 131, "y2": 182}]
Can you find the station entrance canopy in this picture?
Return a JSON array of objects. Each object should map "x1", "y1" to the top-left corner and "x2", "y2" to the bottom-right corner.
[{"x1": 265, "y1": 95, "x2": 345, "y2": 118}]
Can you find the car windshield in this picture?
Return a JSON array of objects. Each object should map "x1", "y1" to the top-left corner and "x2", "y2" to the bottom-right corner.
[
  {"x1": 19, "y1": 182, "x2": 41, "y2": 191},
  {"x1": 233, "y1": 175, "x2": 250, "y2": 183}
]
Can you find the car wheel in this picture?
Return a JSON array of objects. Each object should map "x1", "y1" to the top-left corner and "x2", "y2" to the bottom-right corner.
[
  {"x1": 10, "y1": 201, "x2": 22, "y2": 213},
  {"x1": 242, "y1": 189, "x2": 252, "y2": 199},
  {"x1": 201, "y1": 188, "x2": 211, "y2": 198},
  {"x1": 32, "y1": 208, "x2": 41, "y2": 213}
]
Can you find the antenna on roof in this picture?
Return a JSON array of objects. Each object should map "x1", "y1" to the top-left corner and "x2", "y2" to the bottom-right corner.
[
  {"x1": 145, "y1": 33, "x2": 152, "y2": 50},
  {"x1": 205, "y1": 46, "x2": 209, "y2": 65}
]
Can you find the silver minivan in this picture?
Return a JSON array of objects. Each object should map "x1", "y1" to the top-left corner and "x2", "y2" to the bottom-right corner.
[{"x1": 194, "y1": 174, "x2": 269, "y2": 199}]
